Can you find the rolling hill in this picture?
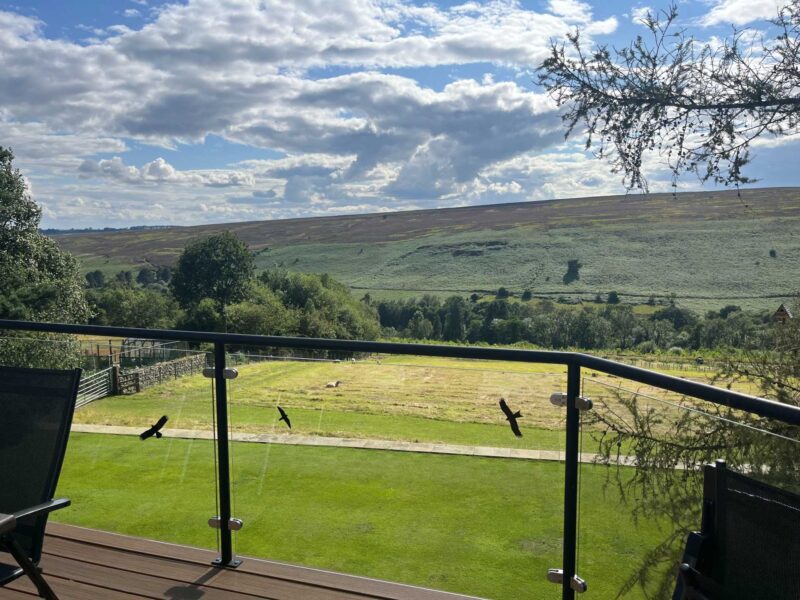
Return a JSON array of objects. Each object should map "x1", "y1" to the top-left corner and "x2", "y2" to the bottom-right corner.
[{"x1": 52, "y1": 187, "x2": 800, "y2": 312}]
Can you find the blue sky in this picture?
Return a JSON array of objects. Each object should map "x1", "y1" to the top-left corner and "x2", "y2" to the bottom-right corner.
[{"x1": 0, "y1": 0, "x2": 797, "y2": 228}]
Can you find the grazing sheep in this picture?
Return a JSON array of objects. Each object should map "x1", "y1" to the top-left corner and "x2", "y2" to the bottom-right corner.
[{"x1": 325, "y1": 380, "x2": 342, "y2": 388}]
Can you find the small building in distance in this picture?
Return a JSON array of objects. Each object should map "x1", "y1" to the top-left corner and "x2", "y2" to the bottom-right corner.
[{"x1": 773, "y1": 303, "x2": 794, "y2": 322}]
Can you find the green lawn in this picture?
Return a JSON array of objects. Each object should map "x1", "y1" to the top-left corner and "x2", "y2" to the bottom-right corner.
[{"x1": 54, "y1": 433, "x2": 670, "y2": 600}]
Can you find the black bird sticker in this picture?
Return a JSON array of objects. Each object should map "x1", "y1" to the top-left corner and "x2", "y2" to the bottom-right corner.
[
  {"x1": 277, "y1": 406, "x2": 291, "y2": 429},
  {"x1": 499, "y1": 398, "x2": 523, "y2": 437},
  {"x1": 140, "y1": 415, "x2": 168, "y2": 440}
]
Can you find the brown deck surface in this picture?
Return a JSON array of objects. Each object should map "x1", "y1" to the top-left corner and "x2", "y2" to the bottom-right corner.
[{"x1": 0, "y1": 523, "x2": 482, "y2": 600}]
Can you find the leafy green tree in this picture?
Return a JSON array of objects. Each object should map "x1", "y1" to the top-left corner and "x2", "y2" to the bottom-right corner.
[
  {"x1": 177, "y1": 298, "x2": 221, "y2": 332},
  {"x1": 227, "y1": 300, "x2": 295, "y2": 337},
  {"x1": 521, "y1": 289, "x2": 533, "y2": 301},
  {"x1": 407, "y1": 310, "x2": 434, "y2": 339},
  {"x1": 170, "y1": 231, "x2": 255, "y2": 326},
  {"x1": 442, "y1": 296, "x2": 468, "y2": 341},
  {"x1": 115, "y1": 270, "x2": 133, "y2": 286},
  {"x1": 259, "y1": 270, "x2": 379, "y2": 339},
  {"x1": 0, "y1": 147, "x2": 88, "y2": 367},
  {"x1": 606, "y1": 291, "x2": 620, "y2": 304},
  {"x1": 88, "y1": 287, "x2": 180, "y2": 329},
  {"x1": 85, "y1": 270, "x2": 106, "y2": 288},
  {"x1": 0, "y1": 147, "x2": 88, "y2": 324},
  {"x1": 156, "y1": 266, "x2": 172, "y2": 282},
  {"x1": 136, "y1": 267, "x2": 157, "y2": 286},
  {"x1": 588, "y1": 306, "x2": 800, "y2": 597},
  {"x1": 652, "y1": 305, "x2": 696, "y2": 330},
  {"x1": 718, "y1": 304, "x2": 742, "y2": 319},
  {"x1": 496, "y1": 287, "x2": 510, "y2": 299}
]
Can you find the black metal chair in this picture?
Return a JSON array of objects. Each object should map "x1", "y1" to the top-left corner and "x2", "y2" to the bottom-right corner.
[
  {"x1": 673, "y1": 459, "x2": 800, "y2": 600},
  {"x1": 0, "y1": 366, "x2": 81, "y2": 600}
]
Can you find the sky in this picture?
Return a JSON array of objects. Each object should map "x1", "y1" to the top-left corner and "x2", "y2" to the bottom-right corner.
[{"x1": 0, "y1": 0, "x2": 797, "y2": 229}]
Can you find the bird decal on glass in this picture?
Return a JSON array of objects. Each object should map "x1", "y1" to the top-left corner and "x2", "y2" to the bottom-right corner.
[
  {"x1": 277, "y1": 406, "x2": 292, "y2": 429},
  {"x1": 140, "y1": 415, "x2": 168, "y2": 440},
  {"x1": 498, "y1": 398, "x2": 523, "y2": 437}
]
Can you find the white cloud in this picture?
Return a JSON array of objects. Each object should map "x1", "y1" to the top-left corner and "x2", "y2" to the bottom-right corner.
[
  {"x1": 700, "y1": 0, "x2": 785, "y2": 27},
  {"x1": 547, "y1": 0, "x2": 593, "y2": 24},
  {"x1": 631, "y1": 6, "x2": 652, "y2": 25},
  {"x1": 0, "y1": 0, "x2": 628, "y2": 226},
  {"x1": 77, "y1": 156, "x2": 255, "y2": 187}
]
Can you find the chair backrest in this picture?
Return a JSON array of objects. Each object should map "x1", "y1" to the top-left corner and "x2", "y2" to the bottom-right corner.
[
  {"x1": 675, "y1": 460, "x2": 800, "y2": 600},
  {"x1": 0, "y1": 366, "x2": 80, "y2": 564}
]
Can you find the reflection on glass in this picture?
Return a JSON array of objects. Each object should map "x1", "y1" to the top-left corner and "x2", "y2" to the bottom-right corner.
[
  {"x1": 225, "y1": 347, "x2": 566, "y2": 600},
  {"x1": 0, "y1": 336, "x2": 222, "y2": 553},
  {"x1": 576, "y1": 376, "x2": 800, "y2": 599}
]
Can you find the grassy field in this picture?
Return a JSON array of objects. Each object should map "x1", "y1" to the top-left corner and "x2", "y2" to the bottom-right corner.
[
  {"x1": 58, "y1": 354, "x2": 755, "y2": 598},
  {"x1": 53, "y1": 188, "x2": 800, "y2": 312},
  {"x1": 54, "y1": 433, "x2": 671, "y2": 600},
  {"x1": 74, "y1": 355, "x2": 730, "y2": 450}
]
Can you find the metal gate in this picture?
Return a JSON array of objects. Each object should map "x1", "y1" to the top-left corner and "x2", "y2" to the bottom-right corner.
[{"x1": 76, "y1": 367, "x2": 113, "y2": 408}]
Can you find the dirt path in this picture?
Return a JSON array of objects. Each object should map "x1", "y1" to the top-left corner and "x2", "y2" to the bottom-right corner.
[{"x1": 71, "y1": 423, "x2": 633, "y2": 464}]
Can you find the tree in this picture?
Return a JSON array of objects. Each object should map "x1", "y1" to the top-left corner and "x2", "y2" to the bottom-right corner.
[
  {"x1": 521, "y1": 289, "x2": 533, "y2": 301},
  {"x1": 115, "y1": 270, "x2": 133, "y2": 287},
  {"x1": 537, "y1": 2, "x2": 800, "y2": 190},
  {"x1": 496, "y1": 287, "x2": 510, "y2": 299},
  {"x1": 258, "y1": 270, "x2": 379, "y2": 339},
  {"x1": 0, "y1": 147, "x2": 88, "y2": 324},
  {"x1": 606, "y1": 291, "x2": 620, "y2": 304},
  {"x1": 170, "y1": 231, "x2": 255, "y2": 327},
  {"x1": 156, "y1": 265, "x2": 172, "y2": 282},
  {"x1": 407, "y1": 310, "x2": 433, "y2": 339},
  {"x1": 442, "y1": 296, "x2": 468, "y2": 341},
  {"x1": 85, "y1": 270, "x2": 106, "y2": 288},
  {"x1": 0, "y1": 147, "x2": 88, "y2": 367},
  {"x1": 136, "y1": 267, "x2": 156, "y2": 286},
  {"x1": 587, "y1": 306, "x2": 800, "y2": 597},
  {"x1": 88, "y1": 286, "x2": 180, "y2": 329}
]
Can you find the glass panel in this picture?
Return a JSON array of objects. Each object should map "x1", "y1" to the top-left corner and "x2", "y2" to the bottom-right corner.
[
  {"x1": 0, "y1": 333, "x2": 220, "y2": 552},
  {"x1": 227, "y1": 345, "x2": 567, "y2": 600},
  {"x1": 577, "y1": 374, "x2": 800, "y2": 600}
]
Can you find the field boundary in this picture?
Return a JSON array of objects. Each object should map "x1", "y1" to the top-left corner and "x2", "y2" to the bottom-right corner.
[{"x1": 70, "y1": 424, "x2": 628, "y2": 464}]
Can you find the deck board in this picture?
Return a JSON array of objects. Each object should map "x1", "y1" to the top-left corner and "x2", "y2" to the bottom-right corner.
[{"x1": 0, "y1": 524, "x2": 482, "y2": 600}]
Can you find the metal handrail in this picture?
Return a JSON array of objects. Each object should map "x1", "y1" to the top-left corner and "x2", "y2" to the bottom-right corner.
[
  {"x1": 2, "y1": 319, "x2": 796, "y2": 424},
  {"x1": 2, "y1": 318, "x2": 798, "y2": 600}
]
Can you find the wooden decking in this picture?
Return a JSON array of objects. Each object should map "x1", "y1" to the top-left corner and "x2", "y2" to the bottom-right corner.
[{"x1": 0, "y1": 523, "x2": 481, "y2": 600}]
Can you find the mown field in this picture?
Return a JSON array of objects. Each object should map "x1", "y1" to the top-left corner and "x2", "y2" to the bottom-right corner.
[
  {"x1": 54, "y1": 433, "x2": 672, "y2": 600},
  {"x1": 53, "y1": 188, "x2": 800, "y2": 312},
  {"x1": 74, "y1": 355, "x2": 733, "y2": 449}
]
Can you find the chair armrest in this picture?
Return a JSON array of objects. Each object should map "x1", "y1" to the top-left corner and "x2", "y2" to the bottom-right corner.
[
  {"x1": 12, "y1": 498, "x2": 71, "y2": 522},
  {"x1": 0, "y1": 513, "x2": 15, "y2": 535}
]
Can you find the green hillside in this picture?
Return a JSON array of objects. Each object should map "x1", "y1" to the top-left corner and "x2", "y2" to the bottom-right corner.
[{"x1": 53, "y1": 188, "x2": 800, "y2": 312}]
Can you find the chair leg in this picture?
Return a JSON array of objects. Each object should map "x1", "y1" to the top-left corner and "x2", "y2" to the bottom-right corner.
[{"x1": 0, "y1": 536, "x2": 59, "y2": 600}]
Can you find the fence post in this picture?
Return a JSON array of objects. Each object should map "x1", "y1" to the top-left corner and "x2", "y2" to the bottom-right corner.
[
  {"x1": 212, "y1": 341, "x2": 239, "y2": 567},
  {"x1": 111, "y1": 365, "x2": 120, "y2": 395},
  {"x1": 562, "y1": 362, "x2": 581, "y2": 600}
]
